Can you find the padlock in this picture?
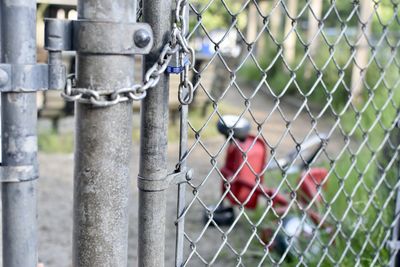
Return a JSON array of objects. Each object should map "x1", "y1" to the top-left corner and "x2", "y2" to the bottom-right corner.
[{"x1": 166, "y1": 53, "x2": 190, "y2": 74}]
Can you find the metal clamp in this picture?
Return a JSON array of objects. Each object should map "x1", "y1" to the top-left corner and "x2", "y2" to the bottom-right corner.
[
  {"x1": 387, "y1": 241, "x2": 400, "y2": 250},
  {"x1": 73, "y1": 20, "x2": 153, "y2": 55},
  {"x1": 0, "y1": 165, "x2": 38, "y2": 183},
  {"x1": 0, "y1": 64, "x2": 52, "y2": 92},
  {"x1": 0, "y1": 19, "x2": 73, "y2": 93},
  {"x1": 44, "y1": 18, "x2": 154, "y2": 105},
  {"x1": 137, "y1": 168, "x2": 193, "y2": 192},
  {"x1": 45, "y1": 18, "x2": 154, "y2": 55}
]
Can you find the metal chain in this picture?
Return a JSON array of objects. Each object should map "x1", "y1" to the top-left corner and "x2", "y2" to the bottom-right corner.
[
  {"x1": 175, "y1": 0, "x2": 195, "y2": 105},
  {"x1": 62, "y1": 0, "x2": 195, "y2": 107}
]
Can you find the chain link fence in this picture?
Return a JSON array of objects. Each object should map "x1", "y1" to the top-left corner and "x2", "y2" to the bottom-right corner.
[
  {"x1": 1, "y1": 0, "x2": 399, "y2": 266},
  {"x1": 173, "y1": 0, "x2": 400, "y2": 266}
]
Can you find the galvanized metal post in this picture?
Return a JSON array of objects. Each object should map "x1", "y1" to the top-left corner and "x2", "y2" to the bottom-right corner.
[
  {"x1": 390, "y1": 124, "x2": 400, "y2": 267},
  {"x1": 0, "y1": 0, "x2": 2, "y2": 154},
  {"x1": 0, "y1": 2, "x2": 2, "y2": 264},
  {"x1": 73, "y1": 1, "x2": 135, "y2": 266},
  {"x1": 391, "y1": 189, "x2": 400, "y2": 267},
  {"x1": 1, "y1": 1, "x2": 38, "y2": 267},
  {"x1": 138, "y1": 0, "x2": 172, "y2": 266},
  {"x1": 0, "y1": 1, "x2": 2, "y2": 70},
  {"x1": 175, "y1": 104, "x2": 188, "y2": 266}
]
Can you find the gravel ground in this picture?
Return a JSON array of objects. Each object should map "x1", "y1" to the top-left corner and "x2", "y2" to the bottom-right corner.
[
  {"x1": 34, "y1": 141, "x2": 222, "y2": 267},
  {"x1": 0, "y1": 87, "x2": 344, "y2": 266},
  {"x1": 34, "y1": 140, "x2": 250, "y2": 267}
]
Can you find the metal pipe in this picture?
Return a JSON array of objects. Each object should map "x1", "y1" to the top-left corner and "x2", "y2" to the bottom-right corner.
[
  {"x1": 72, "y1": 1, "x2": 135, "y2": 266},
  {"x1": 397, "y1": 149, "x2": 400, "y2": 266},
  {"x1": 0, "y1": 1, "x2": 2, "y2": 66},
  {"x1": 139, "y1": 0, "x2": 172, "y2": 266},
  {"x1": 175, "y1": 6, "x2": 190, "y2": 266},
  {"x1": 0, "y1": 2, "x2": 2, "y2": 264},
  {"x1": 391, "y1": 189, "x2": 400, "y2": 267},
  {"x1": 1, "y1": 1, "x2": 38, "y2": 267},
  {"x1": 175, "y1": 104, "x2": 188, "y2": 266},
  {"x1": 390, "y1": 125, "x2": 400, "y2": 267}
]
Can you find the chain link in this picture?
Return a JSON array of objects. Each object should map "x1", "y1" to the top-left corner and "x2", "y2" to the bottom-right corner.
[
  {"x1": 170, "y1": 0, "x2": 400, "y2": 266},
  {"x1": 62, "y1": 0, "x2": 195, "y2": 108}
]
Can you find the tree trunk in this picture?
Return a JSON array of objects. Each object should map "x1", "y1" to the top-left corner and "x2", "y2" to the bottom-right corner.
[
  {"x1": 305, "y1": 0, "x2": 323, "y2": 78},
  {"x1": 270, "y1": 0, "x2": 282, "y2": 39},
  {"x1": 283, "y1": 0, "x2": 298, "y2": 67},
  {"x1": 246, "y1": 3, "x2": 259, "y2": 45},
  {"x1": 351, "y1": 0, "x2": 373, "y2": 105},
  {"x1": 256, "y1": 1, "x2": 270, "y2": 54}
]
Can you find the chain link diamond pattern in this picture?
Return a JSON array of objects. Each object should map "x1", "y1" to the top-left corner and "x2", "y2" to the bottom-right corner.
[{"x1": 172, "y1": 0, "x2": 400, "y2": 266}]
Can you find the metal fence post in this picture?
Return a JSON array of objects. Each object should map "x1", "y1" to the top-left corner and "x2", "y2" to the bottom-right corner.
[
  {"x1": 390, "y1": 123, "x2": 400, "y2": 267},
  {"x1": 73, "y1": 0, "x2": 135, "y2": 266},
  {"x1": 175, "y1": 103, "x2": 189, "y2": 266},
  {"x1": 138, "y1": 0, "x2": 172, "y2": 266},
  {"x1": 0, "y1": 1, "x2": 38, "y2": 266}
]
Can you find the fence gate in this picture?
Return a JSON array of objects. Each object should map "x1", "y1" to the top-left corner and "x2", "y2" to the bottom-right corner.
[
  {"x1": 169, "y1": 0, "x2": 400, "y2": 266},
  {"x1": 0, "y1": 0, "x2": 400, "y2": 267}
]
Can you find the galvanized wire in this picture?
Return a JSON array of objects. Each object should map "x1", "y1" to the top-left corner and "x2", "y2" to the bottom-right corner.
[{"x1": 174, "y1": 0, "x2": 400, "y2": 266}]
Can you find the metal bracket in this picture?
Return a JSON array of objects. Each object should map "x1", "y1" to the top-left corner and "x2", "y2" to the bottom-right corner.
[
  {"x1": 45, "y1": 19, "x2": 73, "y2": 51},
  {"x1": 73, "y1": 20, "x2": 153, "y2": 55},
  {"x1": 42, "y1": 18, "x2": 154, "y2": 94},
  {"x1": 0, "y1": 64, "x2": 53, "y2": 92},
  {"x1": 45, "y1": 18, "x2": 154, "y2": 55},
  {"x1": 137, "y1": 168, "x2": 193, "y2": 192},
  {"x1": 387, "y1": 241, "x2": 400, "y2": 250},
  {"x1": 0, "y1": 18, "x2": 73, "y2": 92},
  {"x1": 0, "y1": 165, "x2": 38, "y2": 183}
]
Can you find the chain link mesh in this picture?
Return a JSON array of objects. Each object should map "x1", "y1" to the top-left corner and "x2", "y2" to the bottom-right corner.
[{"x1": 174, "y1": 0, "x2": 400, "y2": 266}]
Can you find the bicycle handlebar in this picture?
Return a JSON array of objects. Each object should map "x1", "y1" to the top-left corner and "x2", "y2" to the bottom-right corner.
[{"x1": 267, "y1": 134, "x2": 327, "y2": 172}]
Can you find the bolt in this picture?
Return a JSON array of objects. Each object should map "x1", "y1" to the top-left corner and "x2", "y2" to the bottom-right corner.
[
  {"x1": 134, "y1": 29, "x2": 151, "y2": 48},
  {"x1": 0, "y1": 68, "x2": 9, "y2": 88},
  {"x1": 186, "y1": 169, "x2": 193, "y2": 181}
]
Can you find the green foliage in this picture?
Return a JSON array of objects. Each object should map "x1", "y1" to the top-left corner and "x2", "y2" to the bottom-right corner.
[
  {"x1": 372, "y1": 0, "x2": 400, "y2": 34},
  {"x1": 231, "y1": 3, "x2": 400, "y2": 264},
  {"x1": 38, "y1": 131, "x2": 74, "y2": 154},
  {"x1": 237, "y1": 38, "x2": 355, "y2": 106},
  {"x1": 190, "y1": 0, "x2": 248, "y2": 31},
  {"x1": 226, "y1": 93, "x2": 399, "y2": 265},
  {"x1": 319, "y1": 144, "x2": 397, "y2": 266},
  {"x1": 37, "y1": 103, "x2": 236, "y2": 153}
]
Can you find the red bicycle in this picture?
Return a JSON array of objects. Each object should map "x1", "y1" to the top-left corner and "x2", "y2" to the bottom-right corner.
[{"x1": 205, "y1": 115, "x2": 331, "y2": 256}]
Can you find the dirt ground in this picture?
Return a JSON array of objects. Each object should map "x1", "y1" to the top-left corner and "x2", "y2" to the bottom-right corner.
[{"x1": 0, "y1": 87, "x2": 344, "y2": 266}]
